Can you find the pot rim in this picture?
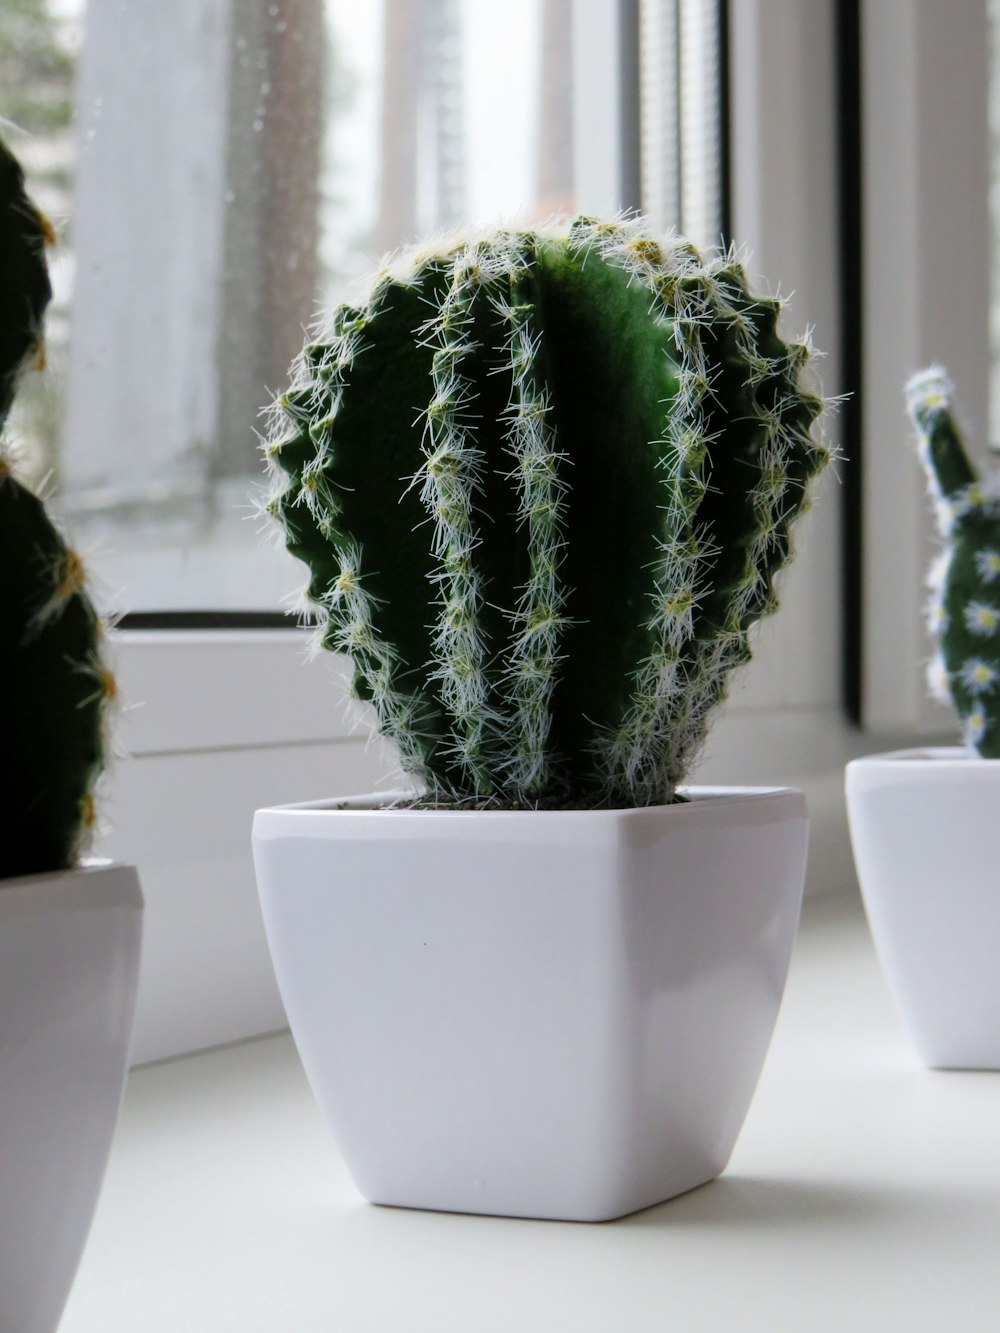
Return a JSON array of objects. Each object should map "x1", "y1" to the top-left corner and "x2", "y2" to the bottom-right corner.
[
  {"x1": 847, "y1": 746, "x2": 1000, "y2": 770},
  {"x1": 259, "y1": 784, "x2": 803, "y2": 815},
  {"x1": 0, "y1": 860, "x2": 141, "y2": 902}
]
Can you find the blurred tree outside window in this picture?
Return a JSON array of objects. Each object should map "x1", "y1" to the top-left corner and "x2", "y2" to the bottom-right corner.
[{"x1": 0, "y1": 0, "x2": 80, "y2": 484}]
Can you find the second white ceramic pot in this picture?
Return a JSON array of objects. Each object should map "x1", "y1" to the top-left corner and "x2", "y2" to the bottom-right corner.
[
  {"x1": 0, "y1": 862, "x2": 143, "y2": 1333},
  {"x1": 847, "y1": 747, "x2": 1000, "y2": 1069},
  {"x1": 253, "y1": 787, "x2": 808, "y2": 1222}
]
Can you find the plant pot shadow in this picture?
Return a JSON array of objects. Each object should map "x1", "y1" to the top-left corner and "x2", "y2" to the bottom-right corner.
[{"x1": 619, "y1": 1175, "x2": 896, "y2": 1231}]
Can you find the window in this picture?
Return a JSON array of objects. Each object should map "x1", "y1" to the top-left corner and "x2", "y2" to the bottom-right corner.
[{"x1": 4, "y1": 0, "x2": 728, "y2": 617}]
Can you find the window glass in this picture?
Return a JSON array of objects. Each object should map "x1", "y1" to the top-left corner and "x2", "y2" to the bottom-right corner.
[
  {"x1": 1, "y1": 0, "x2": 724, "y2": 615},
  {"x1": 640, "y1": 0, "x2": 725, "y2": 248},
  {"x1": 1, "y1": 0, "x2": 80, "y2": 490},
  {"x1": 991, "y1": 0, "x2": 1000, "y2": 442}
]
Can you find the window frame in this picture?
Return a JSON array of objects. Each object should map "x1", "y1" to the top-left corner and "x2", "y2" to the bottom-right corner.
[{"x1": 858, "y1": 0, "x2": 991, "y2": 735}]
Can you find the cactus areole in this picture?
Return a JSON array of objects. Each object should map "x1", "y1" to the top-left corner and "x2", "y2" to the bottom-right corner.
[
  {"x1": 1, "y1": 134, "x2": 109, "y2": 876},
  {"x1": 908, "y1": 366, "x2": 1000, "y2": 757},
  {"x1": 264, "y1": 218, "x2": 830, "y2": 809}
]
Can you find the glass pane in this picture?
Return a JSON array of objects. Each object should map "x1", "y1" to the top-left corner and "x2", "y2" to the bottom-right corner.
[
  {"x1": 639, "y1": 0, "x2": 725, "y2": 249},
  {"x1": 1, "y1": 0, "x2": 723, "y2": 615},
  {"x1": 991, "y1": 0, "x2": 1000, "y2": 442},
  {"x1": 0, "y1": 0, "x2": 81, "y2": 488}
]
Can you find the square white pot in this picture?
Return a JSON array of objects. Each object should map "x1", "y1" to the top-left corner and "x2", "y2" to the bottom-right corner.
[
  {"x1": 0, "y1": 862, "x2": 143, "y2": 1333},
  {"x1": 253, "y1": 787, "x2": 808, "y2": 1221},
  {"x1": 847, "y1": 747, "x2": 1000, "y2": 1069}
]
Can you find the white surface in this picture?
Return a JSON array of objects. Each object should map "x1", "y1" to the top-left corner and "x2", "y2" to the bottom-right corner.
[
  {"x1": 109, "y1": 630, "x2": 365, "y2": 756},
  {"x1": 572, "y1": 0, "x2": 627, "y2": 215},
  {"x1": 846, "y1": 747, "x2": 1000, "y2": 1068},
  {"x1": 0, "y1": 864, "x2": 142, "y2": 1333},
  {"x1": 252, "y1": 789, "x2": 808, "y2": 1220},
  {"x1": 60, "y1": 892, "x2": 1000, "y2": 1333},
  {"x1": 98, "y1": 736, "x2": 397, "y2": 1066}
]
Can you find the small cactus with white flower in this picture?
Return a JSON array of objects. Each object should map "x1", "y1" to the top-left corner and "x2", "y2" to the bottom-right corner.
[
  {"x1": 263, "y1": 216, "x2": 831, "y2": 808},
  {"x1": 908, "y1": 366, "x2": 1000, "y2": 754}
]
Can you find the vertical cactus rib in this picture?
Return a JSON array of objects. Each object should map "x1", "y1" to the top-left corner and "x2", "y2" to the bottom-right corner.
[
  {"x1": 490, "y1": 245, "x2": 571, "y2": 801},
  {"x1": 414, "y1": 244, "x2": 496, "y2": 796},
  {"x1": 264, "y1": 281, "x2": 458, "y2": 790},
  {"x1": 595, "y1": 229, "x2": 715, "y2": 802},
  {"x1": 262, "y1": 218, "x2": 831, "y2": 808},
  {"x1": 527, "y1": 222, "x2": 689, "y2": 801},
  {"x1": 591, "y1": 231, "x2": 828, "y2": 805},
  {"x1": 908, "y1": 367, "x2": 1000, "y2": 755}
]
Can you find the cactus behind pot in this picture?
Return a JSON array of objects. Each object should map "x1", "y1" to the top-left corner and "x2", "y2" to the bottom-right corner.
[
  {"x1": 1, "y1": 134, "x2": 111, "y2": 877},
  {"x1": 264, "y1": 218, "x2": 830, "y2": 808},
  {"x1": 908, "y1": 366, "x2": 1000, "y2": 756}
]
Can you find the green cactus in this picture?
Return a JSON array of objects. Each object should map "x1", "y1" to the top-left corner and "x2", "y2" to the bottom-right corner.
[
  {"x1": 263, "y1": 218, "x2": 831, "y2": 808},
  {"x1": 1, "y1": 133, "x2": 112, "y2": 877},
  {"x1": 908, "y1": 366, "x2": 1000, "y2": 756}
]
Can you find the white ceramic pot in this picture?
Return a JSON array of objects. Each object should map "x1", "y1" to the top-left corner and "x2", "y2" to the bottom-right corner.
[
  {"x1": 0, "y1": 862, "x2": 143, "y2": 1333},
  {"x1": 846, "y1": 747, "x2": 1000, "y2": 1069},
  {"x1": 253, "y1": 787, "x2": 808, "y2": 1221}
]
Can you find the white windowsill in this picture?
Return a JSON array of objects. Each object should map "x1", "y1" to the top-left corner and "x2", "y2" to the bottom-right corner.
[{"x1": 61, "y1": 891, "x2": 1000, "y2": 1332}]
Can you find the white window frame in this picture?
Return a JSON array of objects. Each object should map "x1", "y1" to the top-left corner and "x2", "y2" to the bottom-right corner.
[
  {"x1": 859, "y1": 0, "x2": 991, "y2": 735},
  {"x1": 98, "y1": 0, "x2": 901, "y2": 1066}
]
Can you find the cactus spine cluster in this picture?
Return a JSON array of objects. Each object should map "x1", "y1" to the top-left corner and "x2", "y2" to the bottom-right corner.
[
  {"x1": 1, "y1": 134, "x2": 111, "y2": 877},
  {"x1": 264, "y1": 217, "x2": 830, "y2": 808},
  {"x1": 908, "y1": 366, "x2": 1000, "y2": 756}
]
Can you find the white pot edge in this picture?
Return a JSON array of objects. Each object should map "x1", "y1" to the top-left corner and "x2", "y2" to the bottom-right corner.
[
  {"x1": 253, "y1": 787, "x2": 809, "y2": 849},
  {"x1": 0, "y1": 860, "x2": 143, "y2": 907}
]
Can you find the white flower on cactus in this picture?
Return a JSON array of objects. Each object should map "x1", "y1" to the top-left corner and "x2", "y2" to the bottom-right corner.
[
  {"x1": 964, "y1": 708, "x2": 988, "y2": 748},
  {"x1": 975, "y1": 549, "x2": 1000, "y2": 583},
  {"x1": 942, "y1": 481, "x2": 1000, "y2": 526},
  {"x1": 925, "y1": 653, "x2": 952, "y2": 705},
  {"x1": 964, "y1": 601, "x2": 1000, "y2": 636},
  {"x1": 904, "y1": 364, "x2": 953, "y2": 412},
  {"x1": 933, "y1": 497, "x2": 956, "y2": 537},
  {"x1": 926, "y1": 548, "x2": 952, "y2": 592},
  {"x1": 954, "y1": 482, "x2": 988, "y2": 514},
  {"x1": 925, "y1": 594, "x2": 948, "y2": 635},
  {"x1": 959, "y1": 658, "x2": 999, "y2": 693},
  {"x1": 969, "y1": 473, "x2": 1000, "y2": 512}
]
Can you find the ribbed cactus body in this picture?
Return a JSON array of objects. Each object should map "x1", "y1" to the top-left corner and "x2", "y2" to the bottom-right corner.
[
  {"x1": 0, "y1": 473, "x2": 109, "y2": 875},
  {"x1": 265, "y1": 219, "x2": 829, "y2": 808},
  {"x1": 1, "y1": 133, "x2": 109, "y2": 877},
  {"x1": 908, "y1": 367, "x2": 1000, "y2": 755}
]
